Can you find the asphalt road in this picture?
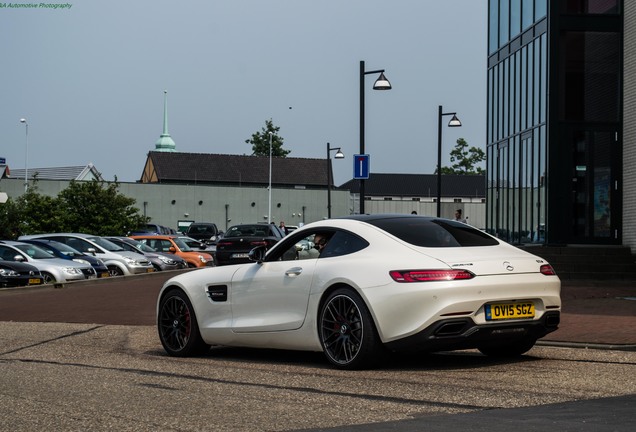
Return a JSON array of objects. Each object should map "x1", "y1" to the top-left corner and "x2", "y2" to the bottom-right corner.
[{"x1": 1, "y1": 272, "x2": 635, "y2": 431}]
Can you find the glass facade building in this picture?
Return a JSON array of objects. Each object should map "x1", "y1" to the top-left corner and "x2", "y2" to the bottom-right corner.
[{"x1": 486, "y1": 1, "x2": 622, "y2": 245}]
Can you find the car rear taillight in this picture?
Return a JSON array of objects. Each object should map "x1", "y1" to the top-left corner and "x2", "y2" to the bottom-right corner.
[
  {"x1": 216, "y1": 241, "x2": 232, "y2": 248},
  {"x1": 389, "y1": 269, "x2": 475, "y2": 282},
  {"x1": 250, "y1": 241, "x2": 268, "y2": 247},
  {"x1": 540, "y1": 264, "x2": 557, "y2": 276}
]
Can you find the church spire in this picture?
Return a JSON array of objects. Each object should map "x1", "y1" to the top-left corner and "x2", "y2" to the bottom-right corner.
[{"x1": 154, "y1": 90, "x2": 176, "y2": 152}]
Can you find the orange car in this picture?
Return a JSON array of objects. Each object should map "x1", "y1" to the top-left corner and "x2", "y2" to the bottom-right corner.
[{"x1": 130, "y1": 235, "x2": 214, "y2": 268}]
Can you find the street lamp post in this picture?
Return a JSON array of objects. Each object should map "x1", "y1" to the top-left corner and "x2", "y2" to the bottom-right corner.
[
  {"x1": 436, "y1": 105, "x2": 462, "y2": 217},
  {"x1": 359, "y1": 60, "x2": 391, "y2": 214},
  {"x1": 327, "y1": 142, "x2": 345, "y2": 218},
  {"x1": 268, "y1": 131, "x2": 273, "y2": 223},
  {"x1": 20, "y1": 118, "x2": 28, "y2": 193}
]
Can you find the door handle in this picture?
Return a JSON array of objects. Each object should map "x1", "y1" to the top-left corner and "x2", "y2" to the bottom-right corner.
[{"x1": 285, "y1": 267, "x2": 303, "y2": 277}]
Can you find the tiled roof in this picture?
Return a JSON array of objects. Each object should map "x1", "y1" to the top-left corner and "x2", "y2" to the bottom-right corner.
[
  {"x1": 142, "y1": 151, "x2": 330, "y2": 188},
  {"x1": 340, "y1": 173, "x2": 485, "y2": 198},
  {"x1": 8, "y1": 164, "x2": 103, "y2": 181}
]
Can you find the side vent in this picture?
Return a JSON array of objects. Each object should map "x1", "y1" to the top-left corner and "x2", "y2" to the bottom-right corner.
[{"x1": 206, "y1": 285, "x2": 228, "y2": 302}]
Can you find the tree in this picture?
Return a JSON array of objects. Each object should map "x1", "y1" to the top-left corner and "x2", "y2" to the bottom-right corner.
[
  {"x1": 438, "y1": 138, "x2": 486, "y2": 175},
  {"x1": 246, "y1": 119, "x2": 291, "y2": 157},
  {"x1": 0, "y1": 198, "x2": 22, "y2": 239},
  {"x1": 56, "y1": 180, "x2": 149, "y2": 235},
  {"x1": 0, "y1": 182, "x2": 61, "y2": 238}
]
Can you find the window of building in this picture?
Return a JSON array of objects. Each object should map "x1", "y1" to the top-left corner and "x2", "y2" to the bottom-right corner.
[
  {"x1": 500, "y1": 0, "x2": 510, "y2": 47},
  {"x1": 559, "y1": 31, "x2": 620, "y2": 122},
  {"x1": 561, "y1": 0, "x2": 619, "y2": 14}
]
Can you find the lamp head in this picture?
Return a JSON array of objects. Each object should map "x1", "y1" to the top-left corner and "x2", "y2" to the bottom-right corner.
[
  {"x1": 334, "y1": 149, "x2": 345, "y2": 159},
  {"x1": 448, "y1": 114, "x2": 462, "y2": 127},
  {"x1": 20, "y1": 118, "x2": 27, "y2": 124},
  {"x1": 372, "y1": 72, "x2": 392, "y2": 90}
]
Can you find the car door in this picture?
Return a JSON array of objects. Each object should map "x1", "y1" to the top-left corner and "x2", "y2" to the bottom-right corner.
[{"x1": 230, "y1": 241, "x2": 318, "y2": 333}]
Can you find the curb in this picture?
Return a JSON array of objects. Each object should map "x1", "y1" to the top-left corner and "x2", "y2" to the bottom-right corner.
[{"x1": 537, "y1": 340, "x2": 636, "y2": 352}]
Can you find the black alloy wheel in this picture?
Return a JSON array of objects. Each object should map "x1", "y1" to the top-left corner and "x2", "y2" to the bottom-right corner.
[
  {"x1": 319, "y1": 288, "x2": 381, "y2": 369},
  {"x1": 158, "y1": 289, "x2": 209, "y2": 356}
]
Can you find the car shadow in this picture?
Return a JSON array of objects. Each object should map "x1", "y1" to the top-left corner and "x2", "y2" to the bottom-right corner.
[{"x1": 146, "y1": 345, "x2": 541, "y2": 371}]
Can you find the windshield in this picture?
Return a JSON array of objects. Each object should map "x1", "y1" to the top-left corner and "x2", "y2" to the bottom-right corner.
[
  {"x1": 172, "y1": 238, "x2": 193, "y2": 251},
  {"x1": 225, "y1": 225, "x2": 269, "y2": 238},
  {"x1": 46, "y1": 241, "x2": 81, "y2": 257},
  {"x1": 88, "y1": 237, "x2": 125, "y2": 252},
  {"x1": 14, "y1": 244, "x2": 56, "y2": 259},
  {"x1": 133, "y1": 241, "x2": 155, "y2": 252}
]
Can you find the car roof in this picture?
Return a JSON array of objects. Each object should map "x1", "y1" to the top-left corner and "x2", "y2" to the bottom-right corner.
[
  {"x1": 1, "y1": 240, "x2": 35, "y2": 247},
  {"x1": 130, "y1": 235, "x2": 177, "y2": 240},
  {"x1": 21, "y1": 233, "x2": 97, "y2": 239},
  {"x1": 338, "y1": 214, "x2": 437, "y2": 222}
]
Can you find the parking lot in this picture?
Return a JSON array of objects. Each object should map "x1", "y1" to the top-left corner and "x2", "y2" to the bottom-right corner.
[{"x1": 1, "y1": 273, "x2": 635, "y2": 431}]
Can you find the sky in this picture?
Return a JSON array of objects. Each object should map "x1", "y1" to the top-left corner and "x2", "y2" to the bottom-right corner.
[{"x1": 1, "y1": 0, "x2": 487, "y2": 187}]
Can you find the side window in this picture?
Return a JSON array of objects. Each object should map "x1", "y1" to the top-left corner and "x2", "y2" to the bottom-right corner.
[
  {"x1": 0, "y1": 246, "x2": 18, "y2": 261},
  {"x1": 266, "y1": 229, "x2": 369, "y2": 262},
  {"x1": 320, "y1": 231, "x2": 369, "y2": 258}
]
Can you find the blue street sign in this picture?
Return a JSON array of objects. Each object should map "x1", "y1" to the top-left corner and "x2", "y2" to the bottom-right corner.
[{"x1": 353, "y1": 154, "x2": 370, "y2": 179}]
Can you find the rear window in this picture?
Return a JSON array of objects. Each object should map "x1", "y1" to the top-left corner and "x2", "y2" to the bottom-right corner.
[{"x1": 369, "y1": 218, "x2": 500, "y2": 247}]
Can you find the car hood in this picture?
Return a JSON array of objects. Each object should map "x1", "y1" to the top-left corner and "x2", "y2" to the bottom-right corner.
[
  {"x1": 26, "y1": 257, "x2": 90, "y2": 269},
  {"x1": 115, "y1": 251, "x2": 152, "y2": 263},
  {"x1": 411, "y1": 245, "x2": 552, "y2": 276}
]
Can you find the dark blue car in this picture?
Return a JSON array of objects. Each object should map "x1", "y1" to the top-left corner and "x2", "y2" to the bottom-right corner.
[{"x1": 20, "y1": 239, "x2": 110, "y2": 279}]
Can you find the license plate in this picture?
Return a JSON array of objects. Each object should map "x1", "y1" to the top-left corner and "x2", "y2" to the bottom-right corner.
[
  {"x1": 28, "y1": 278, "x2": 43, "y2": 285},
  {"x1": 232, "y1": 253, "x2": 249, "y2": 259},
  {"x1": 485, "y1": 302, "x2": 535, "y2": 321}
]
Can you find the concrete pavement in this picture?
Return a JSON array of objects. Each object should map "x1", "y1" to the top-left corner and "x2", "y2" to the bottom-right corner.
[{"x1": 1, "y1": 272, "x2": 635, "y2": 350}]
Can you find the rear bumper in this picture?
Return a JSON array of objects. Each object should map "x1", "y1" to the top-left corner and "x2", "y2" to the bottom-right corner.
[{"x1": 384, "y1": 311, "x2": 560, "y2": 352}]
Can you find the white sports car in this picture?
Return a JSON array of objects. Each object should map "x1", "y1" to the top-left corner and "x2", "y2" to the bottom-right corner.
[{"x1": 157, "y1": 215, "x2": 561, "y2": 369}]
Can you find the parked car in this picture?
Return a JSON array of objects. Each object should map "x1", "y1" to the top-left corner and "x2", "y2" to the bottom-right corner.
[
  {"x1": 128, "y1": 223, "x2": 176, "y2": 236},
  {"x1": 0, "y1": 241, "x2": 91, "y2": 283},
  {"x1": 130, "y1": 235, "x2": 214, "y2": 268},
  {"x1": 104, "y1": 237, "x2": 187, "y2": 271},
  {"x1": 185, "y1": 222, "x2": 222, "y2": 245},
  {"x1": 20, "y1": 239, "x2": 110, "y2": 279},
  {"x1": 0, "y1": 260, "x2": 45, "y2": 288},
  {"x1": 156, "y1": 215, "x2": 561, "y2": 369},
  {"x1": 18, "y1": 233, "x2": 155, "y2": 277},
  {"x1": 180, "y1": 236, "x2": 216, "y2": 253},
  {"x1": 214, "y1": 223, "x2": 284, "y2": 266}
]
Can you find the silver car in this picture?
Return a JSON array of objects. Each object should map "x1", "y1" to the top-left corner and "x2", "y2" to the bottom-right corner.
[
  {"x1": 18, "y1": 233, "x2": 155, "y2": 277},
  {"x1": 0, "y1": 241, "x2": 92, "y2": 283}
]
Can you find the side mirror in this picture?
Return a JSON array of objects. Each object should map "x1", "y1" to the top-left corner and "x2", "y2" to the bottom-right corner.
[
  {"x1": 248, "y1": 245, "x2": 267, "y2": 263},
  {"x1": 87, "y1": 247, "x2": 97, "y2": 256},
  {"x1": 14, "y1": 255, "x2": 26, "y2": 262},
  {"x1": 169, "y1": 246, "x2": 176, "y2": 253}
]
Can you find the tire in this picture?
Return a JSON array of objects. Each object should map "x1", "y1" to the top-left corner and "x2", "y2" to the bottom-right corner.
[
  {"x1": 478, "y1": 337, "x2": 537, "y2": 357},
  {"x1": 107, "y1": 265, "x2": 124, "y2": 277},
  {"x1": 41, "y1": 272, "x2": 56, "y2": 284},
  {"x1": 319, "y1": 288, "x2": 382, "y2": 369},
  {"x1": 158, "y1": 288, "x2": 209, "y2": 357}
]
